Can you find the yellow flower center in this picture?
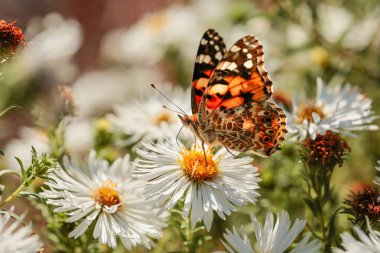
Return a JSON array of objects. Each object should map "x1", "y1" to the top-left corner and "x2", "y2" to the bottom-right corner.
[
  {"x1": 154, "y1": 111, "x2": 175, "y2": 126},
  {"x1": 94, "y1": 180, "x2": 121, "y2": 207},
  {"x1": 296, "y1": 102, "x2": 325, "y2": 124},
  {"x1": 178, "y1": 145, "x2": 221, "y2": 182}
]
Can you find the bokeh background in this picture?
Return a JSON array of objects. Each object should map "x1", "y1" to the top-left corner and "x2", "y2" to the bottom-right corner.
[{"x1": 0, "y1": 0, "x2": 380, "y2": 252}]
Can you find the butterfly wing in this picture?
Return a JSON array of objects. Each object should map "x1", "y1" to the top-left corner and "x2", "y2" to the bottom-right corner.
[
  {"x1": 199, "y1": 35, "x2": 272, "y2": 121},
  {"x1": 205, "y1": 101, "x2": 287, "y2": 157},
  {"x1": 191, "y1": 29, "x2": 226, "y2": 114}
]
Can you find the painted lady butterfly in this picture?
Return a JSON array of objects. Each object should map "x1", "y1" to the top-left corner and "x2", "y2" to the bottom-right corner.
[{"x1": 179, "y1": 29, "x2": 287, "y2": 157}]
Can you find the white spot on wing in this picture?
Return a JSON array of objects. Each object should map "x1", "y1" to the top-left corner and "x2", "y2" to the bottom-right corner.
[
  {"x1": 227, "y1": 62, "x2": 238, "y2": 70},
  {"x1": 203, "y1": 55, "x2": 211, "y2": 63},
  {"x1": 230, "y1": 45, "x2": 240, "y2": 52},
  {"x1": 219, "y1": 61, "x2": 229, "y2": 70},
  {"x1": 244, "y1": 60, "x2": 253, "y2": 69},
  {"x1": 215, "y1": 51, "x2": 223, "y2": 60},
  {"x1": 201, "y1": 39, "x2": 208, "y2": 45}
]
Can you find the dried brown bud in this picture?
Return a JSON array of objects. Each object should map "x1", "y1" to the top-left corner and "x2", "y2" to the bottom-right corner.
[
  {"x1": 0, "y1": 20, "x2": 26, "y2": 52},
  {"x1": 303, "y1": 131, "x2": 351, "y2": 169},
  {"x1": 351, "y1": 187, "x2": 380, "y2": 222}
]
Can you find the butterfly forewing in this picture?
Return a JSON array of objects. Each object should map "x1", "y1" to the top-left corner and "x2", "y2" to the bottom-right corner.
[
  {"x1": 191, "y1": 29, "x2": 226, "y2": 114},
  {"x1": 200, "y1": 35, "x2": 273, "y2": 121}
]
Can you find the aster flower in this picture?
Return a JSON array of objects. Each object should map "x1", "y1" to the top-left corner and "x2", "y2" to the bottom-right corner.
[
  {"x1": 19, "y1": 13, "x2": 82, "y2": 82},
  {"x1": 335, "y1": 218, "x2": 380, "y2": 253},
  {"x1": 0, "y1": 207, "x2": 42, "y2": 253},
  {"x1": 286, "y1": 78, "x2": 378, "y2": 141},
  {"x1": 220, "y1": 211, "x2": 321, "y2": 253},
  {"x1": 108, "y1": 84, "x2": 192, "y2": 145},
  {"x1": 39, "y1": 151, "x2": 166, "y2": 250},
  {"x1": 134, "y1": 139, "x2": 261, "y2": 231}
]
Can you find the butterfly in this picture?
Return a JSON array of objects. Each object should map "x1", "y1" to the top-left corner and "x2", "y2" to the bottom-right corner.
[{"x1": 179, "y1": 29, "x2": 287, "y2": 157}]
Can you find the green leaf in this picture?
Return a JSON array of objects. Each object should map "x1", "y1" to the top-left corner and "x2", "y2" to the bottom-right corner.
[
  {"x1": 14, "y1": 157, "x2": 26, "y2": 178},
  {"x1": 304, "y1": 197, "x2": 318, "y2": 216}
]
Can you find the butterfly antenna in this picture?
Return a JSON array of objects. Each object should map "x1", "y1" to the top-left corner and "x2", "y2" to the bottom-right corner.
[
  {"x1": 151, "y1": 84, "x2": 186, "y2": 115},
  {"x1": 162, "y1": 105, "x2": 183, "y2": 115}
]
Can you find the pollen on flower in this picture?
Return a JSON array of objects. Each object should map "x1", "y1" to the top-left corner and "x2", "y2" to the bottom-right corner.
[
  {"x1": 178, "y1": 145, "x2": 221, "y2": 182},
  {"x1": 296, "y1": 102, "x2": 325, "y2": 124},
  {"x1": 94, "y1": 180, "x2": 121, "y2": 207}
]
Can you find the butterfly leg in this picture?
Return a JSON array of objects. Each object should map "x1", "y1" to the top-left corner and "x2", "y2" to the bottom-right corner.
[
  {"x1": 225, "y1": 147, "x2": 239, "y2": 158},
  {"x1": 201, "y1": 140, "x2": 208, "y2": 165},
  {"x1": 176, "y1": 125, "x2": 184, "y2": 153}
]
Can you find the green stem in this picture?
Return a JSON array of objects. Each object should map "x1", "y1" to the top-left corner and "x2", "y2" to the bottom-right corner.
[
  {"x1": 0, "y1": 182, "x2": 26, "y2": 208},
  {"x1": 315, "y1": 184, "x2": 327, "y2": 242},
  {"x1": 184, "y1": 216, "x2": 195, "y2": 253}
]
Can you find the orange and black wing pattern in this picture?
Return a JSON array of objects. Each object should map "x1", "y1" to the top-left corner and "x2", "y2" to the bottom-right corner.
[
  {"x1": 201, "y1": 35, "x2": 273, "y2": 116},
  {"x1": 204, "y1": 101, "x2": 287, "y2": 157},
  {"x1": 191, "y1": 29, "x2": 226, "y2": 114}
]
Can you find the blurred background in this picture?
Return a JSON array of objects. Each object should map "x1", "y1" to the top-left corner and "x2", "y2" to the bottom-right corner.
[{"x1": 0, "y1": 0, "x2": 380, "y2": 252}]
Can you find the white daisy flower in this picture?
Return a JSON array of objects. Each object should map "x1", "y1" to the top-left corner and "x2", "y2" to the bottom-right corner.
[
  {"x1": 21, "y1": 13, "x2": 82, "y2": 83},
  {"x1": 220, "y1": 211, "x2": 321, "y2": 253},
  {"x1": 135, "y1": 139, "x2": 261, "y2": 231},
  {"x1": 39, "y1": 151, "x2": 166, "y2": 250},
  {"x1": 108, "y1": 84, "x2": 192, "y2": 145},
  {"x1": 334, "y1": 218, "x2": 380, "y2": 253},
  {"x1": 101, "y1": 4, "x2": 200, "y2": 65},
  {"x1": 374, "y1": 161, "x2": 380, "y2": 186},
  {"x1": 286, "y1": 78, "x2": 378, "y2": 141},
  {"x1": 0, "y1": 207, "x2": 42, "y2": 253}
]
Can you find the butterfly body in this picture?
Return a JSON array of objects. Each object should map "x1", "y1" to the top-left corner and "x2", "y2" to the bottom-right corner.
[{"x1": 181, "y1": 29, "x2": 287, "y2": 157}]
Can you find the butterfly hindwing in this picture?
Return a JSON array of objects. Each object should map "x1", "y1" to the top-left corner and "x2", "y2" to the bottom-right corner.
[
  {"x1": 200, "y1": 35, "x2": 273, "y2": 120},
  {"x1": 204, "y1": 101, "x2": 287, "y2": 157},
  {"x1": 191, "y1": 29, "x2": 226, "y2": 114}
]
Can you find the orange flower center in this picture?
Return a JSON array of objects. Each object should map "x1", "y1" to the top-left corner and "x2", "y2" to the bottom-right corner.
[
  {"x1": 178, "y1": 145, "x2": 220, "y2": 182},
  {"x1": 94, "y1": 180, "x2": 121, "y2": 207},
  {"x1": 296, "y1": 103, "x2": 325, "y2": 123}
]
